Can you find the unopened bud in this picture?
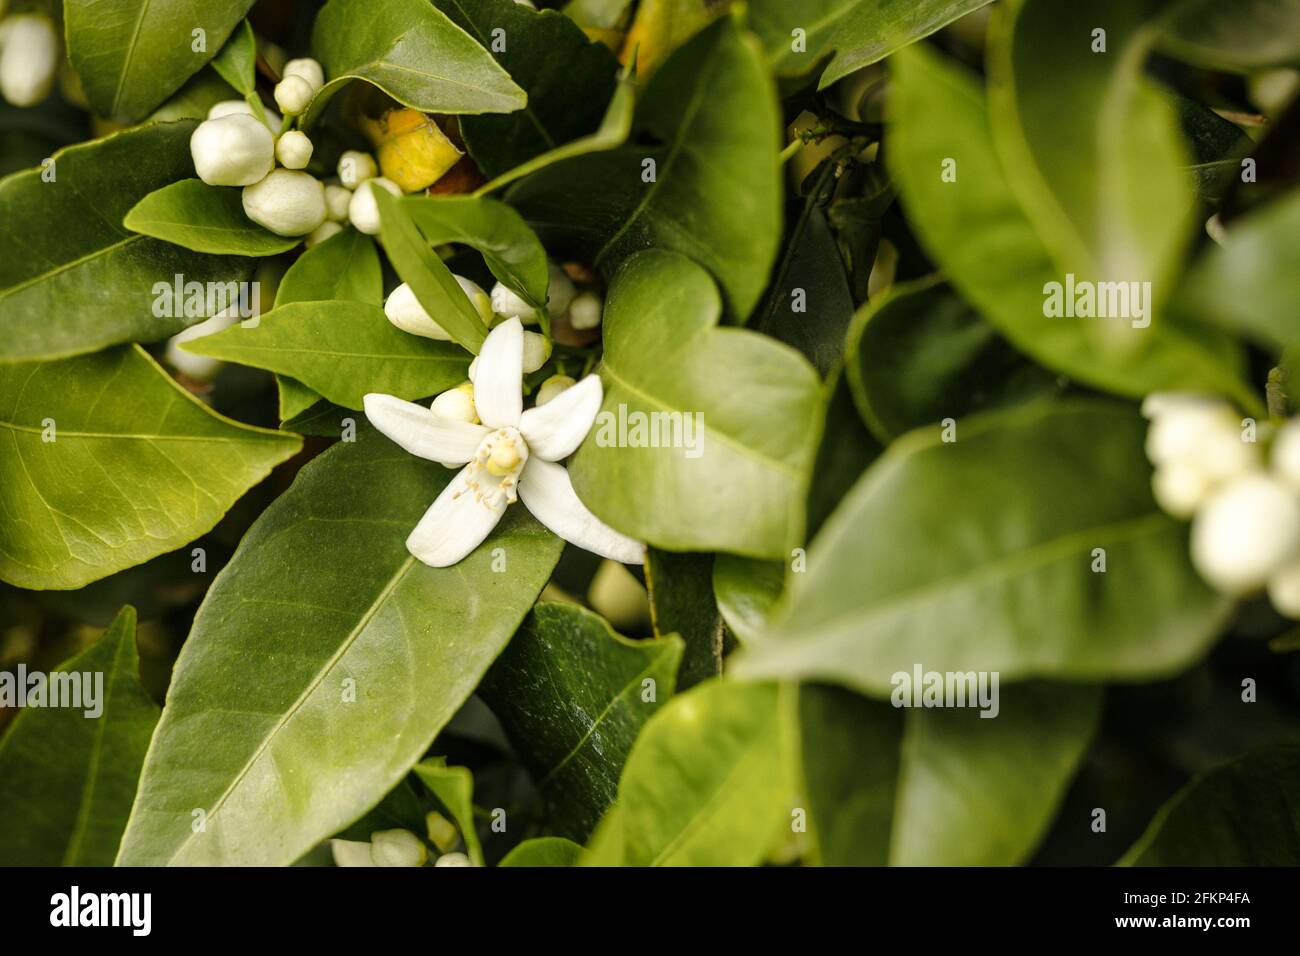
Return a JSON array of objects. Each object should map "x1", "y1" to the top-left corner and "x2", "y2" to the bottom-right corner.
[
  {"x1": 191, "y1": 114, "x2": 275, "y2": 187},
  {"x1": 431, "y1": 382, "x2": 478, "y2": 424},
  {"x1": 425, "y1": 811, "x2": 461, "y2": 853},
  {"x1": 567, "y1": 290, "x2": 603, "y2": 330},
  {"x1": 274, "y1": 75, "x2": 314, "y2": 116},
  {"x1": 523, "y1": 331, "x2": 551, "y2": 373},
  {"x1": 305, "y1": 220, "x2": 343, "y2": 248},
  {"x1": 338, "y1": 150, "x2": 378, "y2": 189},
  {"x1": 0, "y1": 15, "x2": 59, "y2": 108},
  {"x1": 536, "y1": 374, "x2": 576, "y2": 406},
  {"x1": 324, "y1": 184, "x2": 352, "y2": 221},
  {"x1": 276, "y1": 130, "x2": 314, "y2": 169},
  {"x1": 369, "y1": 829, "x2": 427, "y2": 867},
  {"x1": 348, "y1": 176, "x2": 401, "y2": 235},
  {"x1": 384, "y1": 282, "x2": 451, "y2": 340},
  {"x1": 242, "y1": 169, "x2": 327, "y2": 236},
  {"x1": 282, "y1": 57, "x2": 324, "y2": 93},
  {"x1": 434, "y1": 852, "x2": 473, "y2": 867}
]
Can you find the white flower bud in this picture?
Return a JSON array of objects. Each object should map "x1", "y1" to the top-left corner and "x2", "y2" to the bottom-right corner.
[
  {"x1": 1145, "y1": 402, "x2": 1259, "y2": 485},
  {"x1": 305, "y1": 220, "x2": 342, "y2": 248},
  {"x1": 0, "y1": 14, "x2": 59, "y2": 108},
  {"x1": 207, "y1": 99, "x2": 282, "y2": 132},
  {"x1": 369, "y1": 829, "x2": 427, "y2": 867},
  {"x1": 547, "y1": 261, "x2": 576, "y2": 315},
  {"x1": 1151, "y1": 463, "x2": 1213, "y2": 520},
  {"x1": 567, "y1": 290, "x2": 603, "y2": 330},
  {"x1": 458, "y1": 275, "x2": 495, "y2": 326},
  {"x1": 348, "y1": 176, "x2": 401, "y2": 235},
  {"x1": 276, "y1": 130, "x2": 314, "y2": 169},
  {"x1": 1268, "y1": 561, "x2": 1300, "y2": 618},
  {"x1": 434, "y1": 852, "x2": 473, "y2": 867},
  {"x1": 425, "y1": 811, "x2": 461, "y2": 853},
  {"x1": 431, "y1": 382, "x2": 478, "y2": 424},
  {"x1": 522, "y1": 331, "x2": 552, "y2": 373},
  {"x1": 384, "y1": 282, "x2": 451, "y2": 340},
  {"x1": 324, "y1": 184, "x2": 352, "y2": 221},
  {"x1": 165, "y1": 308, "x2": 242, "y2": 382},
  {"x1": 1272, "y1": 419, "x2": 1300, "y2": 493},
  {"x1": 338, "y1": 150, "x2": 378, "y2": 189},
  {"x1": 490, "y1": 282, "x2": 538, "y2": 324},
  {"x1": 274, "y1": 74, "x2": 314, "y2": 116},
  {"x1": 1191, "y1": 474, "x2": 1300, "y2": 595},
  {"x1": 1140, "y1": 392, "x2": 1215, "y2": 421},
  {"x1": 242, "y1": 169, "x2": 326, "y2": 236},
  {"x1": 191, "y1": 114, "x2": 275, "y2": 187},
  {"x1": 282, "y1": 57, "x2": 324, "y2": 93},
  {"x1": 329, "y1": 839, "x2": 377, "y2": 868},
  {"x1": 536, "y1": 374, "x2": 576, "y2": 406}
]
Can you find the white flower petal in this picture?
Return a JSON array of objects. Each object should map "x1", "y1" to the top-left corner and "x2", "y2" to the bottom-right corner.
[
  {"x1": 519, "y1": 374, "x2": 603, "y2": 462},
  {"x1": 518, "y1": 458, "x2": 644, "y2": 564},
  {"x1": 473, "y1": 317, "x2": 524, "y2": 429},
  {"x1": 364, "y1": 393, "x2": 489, "y2": 466},
  {"x1": 407, "y1": 465, "x2": 508, "y2": 567}
]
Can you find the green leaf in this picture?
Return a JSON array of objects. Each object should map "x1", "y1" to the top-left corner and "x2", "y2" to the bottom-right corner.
[
  {"x1": 210, "y1": 19, "x2": 258, "y2": 96},
  {"x1": 989, "y1": 0, "x2": 1191, "y2": 305},
  {"x1": 0, "y1": 122, "x2": 253, "y2": 362},
  {"x1": 569, "y1": 250, "x2": 821, "y2": 559},
  {"x1": 888, "y1": 43, "x2": 1258, "y2": 411},
  {"x1": 644, "y1": 549, "x2": 723, "y2": 689},
  {"x1": 65, "y1": 1, "x2": 256, "y2": 123},
  {"x1": 0, "y1": 346, "x2": 300, "y2": 590},
  {"x1": 752, "y1": 197, "x2": 855, "y2": 378},
  {"x1": 183, "y1": 300, "x2": 470, "y2": 410},
  {"x1": 712, "y1": 555, "x2": 784, "y2": 645},
  {"x1": 435, "y1": 0, "x2": 620, "y2": 179},
  {"x1": 509, "y1": 15, "x2": 782, "y2": 319},
  {"x1": 413, "y1": 758, "x2": 483, "y2": 865},
  {"x1": 476, "y1": 56, "x2": 638, "y2": 197},
  {"x1": 1122, "y1": 748, "x2": 1300, "y2": 865},
  {"x1": 733, "y1": 400, "x2": 1232, "y2": 695},
  {"x1": 375, "y1": 188, "x2": 489, "y2": 354},
  {"x1": 125, "y1": 180, "x2": 301, "y2": 257},
  {"x1": 273, "y1": 228, "x2": 384, "y2": 422},
  {"x1": 585, "y1": 679, "x2": 794, "y2": 866},
  {"x1": 401, "y1": 196, "x2": 549, "y2": 307},
  {"x1": 1161, "y1": 0, "x2": 1300, "y2": 73},
  {"x1": 805, "y1": 368, "x2": 880, "y2": 538},
  {"x1": 479, "y1": 603, "x2": 683, "y2": 841},
  {"x1": 565, "y1": 0, "x2": 636, "y2": 31},
  {"x1": 0, "y1": 607, "x2": 160, "y2": 866},
  {"x1": 800, "y1": 682, "x2": 1100, "y2": 866},
  {"x1": 846, "y1": 276, "x2": 1061, "y2": 442},
  {"x1": 306, "y1": 0, "x2": 526, "y2": 127},
  {"x1": 749, "y1": 0, "x2": 995, "y2": 88},
  {"x1": 147, "y1": 68, "x2": 240, "y2": 123},
  {"x1": 116, "y1": 427, "x2": 564, "y2": 865},
  {"x1": 500, "y1": 836, "x2": 583, "y2": 867},
  {"x1": 1179, "y1": 189, "x2": 1300, "y2": 351}
]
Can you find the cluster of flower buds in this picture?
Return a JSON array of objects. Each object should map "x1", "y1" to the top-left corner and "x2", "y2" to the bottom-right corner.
[
  {"x1": 0, "y1": 12, "x2": 59, "y2": 107},
  {"x1": 1145, "y1": 393, "x2": 1300, "y2": 617},
  {"x1": 488, "y1": 262, "x2": 604, "y2": 333},
  {"x1": 328, "y1": 811, "x2": 474, "y2": 867}
]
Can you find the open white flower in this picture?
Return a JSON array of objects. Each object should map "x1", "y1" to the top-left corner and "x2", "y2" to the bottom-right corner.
[{"x1": 364, "y1": 317, "x2": 643, "y2": 568}]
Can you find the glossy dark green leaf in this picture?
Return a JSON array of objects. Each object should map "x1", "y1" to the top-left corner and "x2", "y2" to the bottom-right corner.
[
  {"x1": 888, "y1": 43, "x2": 1258, "y2": 411},
  {"x1": 125, "y1": 180, "x2": 300, "y2": 257},
  {"x1": 584, "y1": 679, "x2": 794, "y2": 866},
  {"x1": 273, "y1": 229, "x2": 384, "y2": 422},
  {"x1": 0, "y1": 346, "x2": 300, "y2": 590},
  {"x1": 306, "y1": 0, "x2": 526, "y2": 127},
  {"x1": 805, "y1": 368, "x2": 881, "y2": 538},
  {"x1": 65, "y1": 0, "x2": 256, "y2": 123},
  {"x1": 800, "y1": 682, "x2": 1100, "y2": 865},
  {"x1": 569, "y1": 251, "x2": 821, "y2": 559},
  {"x1": 733, "y1": 400, "x2": 1232, "y2": 695},
  {"x1": 184, "y1": 300, "x2": 469, "y2": 410},
  {"x1": 712, "y1": 555, "x2": 784, "y2": 645},
  {"x1": 0, "y1": 607, "x2": 160, "y2": 866},
  {"x1": 435, "y1": 0, "x2": 619, "y2": 179},
  {"x1": 509, "y1": 15, "x2": 782, "y2": 319},
  {"x1": 645, "y1": 549, "x2": 722, "y2": 690},
  {"x1": 846, "y1": 276, "x2": 1061, "y2": 442},
  {"x1": 413, "y1": 758, "x2": 483, "y2": 865},
  {"x1": 479, "y1": 603, "x2": 683, "y2": 841},
  {"x1": 147, "y1": 68, "x2": 240, "y2": 123},
  {"x1": 116, "y1": 427, "x2": 564, "y2": 865},
  {"x1": 402, "y1": 196, "x2": 549, "y2": 307},
  {"x1": 1122, "y1": 748, "x2": 1300, "y2": 865},
  {"x1": 210, "y1": 20, "x2": 258, "y2": 96},
  {"x1": 499, "y1": 836, "x2": 583, "y2": 867},
  {"x1": 376, "y1": 188, "x2": 489, "y2": 354},
  {"x1": 749, "y1": 0, "x2": 995, "y2": 87},
  {"x1": 0, "y1": 122, "x2": 253, "y2": 362},
  {"x1": 1161, "y1": 0, "x2": 1300, "y2": 73}
]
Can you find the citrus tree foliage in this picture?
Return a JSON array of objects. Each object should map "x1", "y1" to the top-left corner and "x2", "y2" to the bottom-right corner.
[{"x1": 1, "y1": 0, "x2": 1299, "y2": 870}]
